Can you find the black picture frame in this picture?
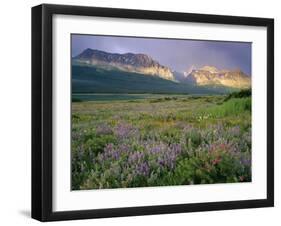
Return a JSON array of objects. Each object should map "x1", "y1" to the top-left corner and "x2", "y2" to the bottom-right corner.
[{"x1": 32, "y1": 4, "x2": 274, "y2": 222}]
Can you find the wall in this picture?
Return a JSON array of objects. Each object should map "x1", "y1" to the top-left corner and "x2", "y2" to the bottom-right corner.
[{"x1": 0, "y1": 0, "x2": 279, "y2": 225}]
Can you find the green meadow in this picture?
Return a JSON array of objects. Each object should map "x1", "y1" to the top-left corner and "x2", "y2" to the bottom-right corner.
[{"x1": 72, "y1": 92, "x2": 251, "y2": 190}]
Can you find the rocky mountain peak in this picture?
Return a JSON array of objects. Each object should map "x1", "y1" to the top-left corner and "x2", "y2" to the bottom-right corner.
[
  {"x1": 184, "y1": 65, "x2": 251, "y2": 89},
  {"x1": 200, "y1": 65, "x2": 219, "y2": 73},
  {"x1": 74, "y1": 49, "x2": 174, "y2": 80}
]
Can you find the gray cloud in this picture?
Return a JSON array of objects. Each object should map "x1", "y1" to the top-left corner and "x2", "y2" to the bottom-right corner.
[{"x1": 72, "y1": 34, "x2": 251, "y2": 75}]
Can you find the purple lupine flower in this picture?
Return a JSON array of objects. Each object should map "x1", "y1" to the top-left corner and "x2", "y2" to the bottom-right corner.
[
  {"x1": 135, "y1": 162, "x2": 150, "y2": 176},
  {"x1": 170, "y1": 143, "x2": 182, "y2": 155},
  {"x1": 145, "y1": 142, "x2": 182, "y2": 170},
  {"x1": 240, "y1": 154, "x2": 251, "y2": 167},
  {"x1": 112, "y1": 150, "x2": 120, "y2": 160},
  {"x1": 128, "y1": 151, "x2": 145, "y2": 164},
  {"x1": 119, "y1": 144, "x2": 131, "y2": 153},
  {"x1": 149, "y1": 143, "x2": 165, "y2": 155},
  {"x1": 114, "y1": 123, "x2": 139, "y2": 139},
  {"x1": 98, "y1": 143, "x2": 121, "y2": 161}
]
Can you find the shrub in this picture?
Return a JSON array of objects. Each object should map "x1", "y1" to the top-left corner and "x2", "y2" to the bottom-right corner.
[
  {"x1": 224, "y1": 89, "x2": 251, "y2": 102},
  {"x1": 72, "y1": 98, "x2": 82, "y2": 102}
]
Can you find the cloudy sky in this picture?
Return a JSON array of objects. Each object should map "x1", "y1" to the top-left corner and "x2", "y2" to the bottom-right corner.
[{"x1": 72, "y1": 34, "x2": 252, "y2": 75}]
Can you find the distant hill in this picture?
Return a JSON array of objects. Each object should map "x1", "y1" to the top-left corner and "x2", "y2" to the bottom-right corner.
[
  {"x1": 72, "y1": 65, "x2": 227, "y2": 94},
  {"x1": 73, "y1": 48, "x2": 174, "y2": 81}
]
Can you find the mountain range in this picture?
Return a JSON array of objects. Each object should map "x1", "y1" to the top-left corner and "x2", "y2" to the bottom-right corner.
[{"x1": 72, "y1": 48, "x2": 251, "y2": 94}]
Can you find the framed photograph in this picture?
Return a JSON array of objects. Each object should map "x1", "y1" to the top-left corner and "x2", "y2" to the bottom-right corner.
[{"x1": 32, "y1": 4, "x2": 274, "y2": 221}]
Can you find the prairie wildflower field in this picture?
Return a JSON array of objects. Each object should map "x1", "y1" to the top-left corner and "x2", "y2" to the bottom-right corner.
[{"x1": 71, "y1": 92, "x2": 251, "y2": 190}]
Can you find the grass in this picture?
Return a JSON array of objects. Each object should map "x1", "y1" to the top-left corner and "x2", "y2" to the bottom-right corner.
[
  {"x1": 200, "y1": 97, "x2": 251, "y2": 118},
  {"x1": 71, "y1": 93, "x2": 251, "y2": 190}
]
